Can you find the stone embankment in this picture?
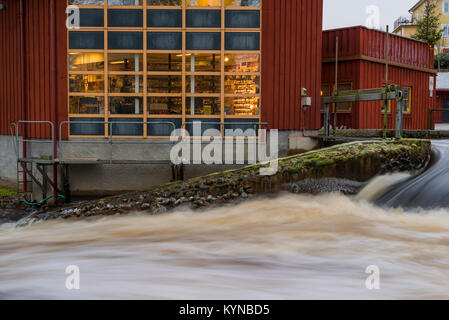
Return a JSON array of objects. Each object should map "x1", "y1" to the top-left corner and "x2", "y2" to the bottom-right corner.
[{"x1": 5, "y1": 139, "x2": 431, "y2": 223}]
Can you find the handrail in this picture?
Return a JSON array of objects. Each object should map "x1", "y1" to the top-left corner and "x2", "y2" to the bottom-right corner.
[
  {"x1": 181, "y1": 121, "x2": 269, "y2": 137},
  {"x1": 58, "y1": 120, "x2": 178, "y2": 144},
  {"x1": 58, "y1": 120, "x2": 179, "y2": 163},
  {"x1": 11, "y1": 121, "x2": 55, "y2": 161}
]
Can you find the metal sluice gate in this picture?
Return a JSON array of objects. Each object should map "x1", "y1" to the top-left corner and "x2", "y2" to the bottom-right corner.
[{"x1": 322, "y1": 84, "x2": 407, "y2": 138}]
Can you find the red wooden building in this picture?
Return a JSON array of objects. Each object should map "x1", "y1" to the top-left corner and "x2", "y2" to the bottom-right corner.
[
  {"x1": 322, "y1": 26, "x2": 436, "y2": 130},
  {"x1": 0, "y1": 0, "x2": 323, "y2": 141}
]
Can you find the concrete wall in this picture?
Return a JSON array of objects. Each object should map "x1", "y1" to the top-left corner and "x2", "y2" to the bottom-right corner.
[
  {"x1": 0, "y1": 135, "x2": 20, "y2": 182},
  {"x1": 0, "y1": 131, "x2": 320, "y2": 197}
]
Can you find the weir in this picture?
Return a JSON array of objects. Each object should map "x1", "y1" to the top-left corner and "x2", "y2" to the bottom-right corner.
[{"x1": 375, "y1": 140, "x2": 449, "y2": 209}]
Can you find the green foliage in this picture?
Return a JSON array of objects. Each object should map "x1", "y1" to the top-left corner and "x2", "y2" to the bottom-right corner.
[
  {"x1": 434, "y1": 53, "x2": 449, "y2": 69},
  {"x1": 411, "y1": 0, "x2": 442, "y2": 46},
  {"x1": 0, "y1": 188, "x2": 18, "y2": 197}
]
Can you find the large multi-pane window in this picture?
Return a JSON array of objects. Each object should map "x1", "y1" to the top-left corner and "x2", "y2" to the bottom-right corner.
[{"x1": 67, "y1": 0, "x2": 261, "y2": 137}]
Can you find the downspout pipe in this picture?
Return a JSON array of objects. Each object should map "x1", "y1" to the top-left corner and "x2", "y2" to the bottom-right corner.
[
  {"x1": 50, "y1": 0, "x2": 58, "y2": 200},
  {"x1": 20, "y1": 0, "x2": 27, "y2": 194}
]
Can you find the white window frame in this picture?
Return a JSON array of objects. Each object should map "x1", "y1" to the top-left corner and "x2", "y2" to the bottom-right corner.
[
  {"x1": 442, "y1": 24, "x2": 449, "y2": 38},
  {"x1": 443, "y1": 1, "x2": 449, "y2": 14}
]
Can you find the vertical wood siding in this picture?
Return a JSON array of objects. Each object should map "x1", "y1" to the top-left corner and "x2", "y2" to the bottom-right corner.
[
  {"x1": 322, "y1": 26, "x2": 436, "y2": 130},
  {"x1": 0, "y1": 0, "x2": 67, "y2": 139},
  {"x1": 262, "y1": 0, "x2": 323, "y2": 130}
]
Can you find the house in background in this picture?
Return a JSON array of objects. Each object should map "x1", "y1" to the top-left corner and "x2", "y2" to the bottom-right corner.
[
  {"x1": 322, "y1": 26, "x2": 436, "y2": 130},
  {"x1": 394, "y1": 0, "x2": 449, "y2": 53}
]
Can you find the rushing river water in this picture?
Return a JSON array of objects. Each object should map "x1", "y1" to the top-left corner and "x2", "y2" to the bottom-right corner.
[{"x1": 0, "y1": 141, "x2": 449, "y2": 300}]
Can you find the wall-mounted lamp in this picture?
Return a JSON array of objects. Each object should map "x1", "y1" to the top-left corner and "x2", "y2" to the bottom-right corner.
[{"x1": 0, "y1": 3, "x2": 5, "y2": 10}]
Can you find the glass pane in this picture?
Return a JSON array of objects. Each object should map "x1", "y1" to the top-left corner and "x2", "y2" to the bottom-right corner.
[
  {"x1": 224, "y1": 97, "x2": 259, "y2": 116},
  {"x1": 79, "y1": 9, "x2": 104, "y2": 27},
  {"x1": 148, "y1": 97, "x2": 182, "y2": 115},
  {"x1": 69, "y1": 53, "x2": 104, "y2": 72},
  {"x1": 109, "y1": 97, "x2": 143, "y2": 114},
  {"x1": 148, "y1": 76, "x2": 182, "y2": 93},
  {"x1": 225, "y1": 10, "x2": 260, "y2": 28},
  {"x1": 69, "y1": 74, "x2": 105, "y2": 93},
  {"x1": 108, "y1": 9, "x2": 143, "y2": 28},
  {"x1": 109, "y1": 75, "x2": 143, "y2": 93},
  {"x1": 147, "y1": 10, "x2": 182, "y2": 28},
  {"x1": 185, "y1": 54, "x2": 221, "y2": 72},
  {"x1": 225, "y1": 75, "x2": 259, "y2": 94},
  {"x1": 225, "y1": 32, "x2": 260, "y2": 50},
  {"x1": 225, "y1": 0, "x2": 260, "y2": 6},
  {"x1": 147, "y1": 118, "x2": 182, "y2": 137},
  {"x1": 108, "y1": 53, "x2": 143, "y2": 71},
  {"x1": 148, "y1": 32, "x2": 182, "y2": 50},
  {"x1": 148, "y1": 0, "x2": 182, "y2": 5},
  {"x1": 186, "y1": 75, "x2": 221, "y2": 94},
  {"x1": 69, "y1": 96, "x2": 105, "y2": 115},
  {"x1": 109, "y1": 118, "x2": 143, "y2": 137},
  {"x1": 186, "y1": 32, "x2": 221, "y2": 50},
  {"x1": 69, "y1": 0, "x2": 104, "y2": 4},
  {"x1": 69, "y1": 31, "x2": 104, "y2": 50},
  {"x1": 224, "y1": 54, "x2": 260, "y2": 72},
  {"x1": 186, "y1": 97, "x2": 220, "y2": 115},
  {"x1": 186, "y1": 10, "x2": 221, "y2": 28},
  {"x1": 147, "y1": 53, "x2": 182, "y2": 71},
  {"x1": 403, "y1": 87, "x2": 411, "y2": 113},
  {"x1": 69, "y1": 117, "x2": 105, "y2": 136},
  {"x1": 187, "y1": 0, "x2": 221, "y2": 6},
  {"x1": 108, "y1": 32, "x2": 143, "y2": 50},
  {"x1": 108, "y1": 0, "x2": 143, "y2": 5}
]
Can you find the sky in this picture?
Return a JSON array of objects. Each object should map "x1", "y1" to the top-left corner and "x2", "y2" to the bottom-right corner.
[{"x1": 323, "y1": 0, "x2": 418, "y2": 30}]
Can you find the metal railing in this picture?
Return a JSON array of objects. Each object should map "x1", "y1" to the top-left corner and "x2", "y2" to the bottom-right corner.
[
  {"x1": 58, "y1": 121, "x2": 179, "y2": 164},
  {"x1": 10, "y1": 120, "x2": 55, "y2": 161},
  {"x1": 181, "y1": 121, "x2": 268, "y2": 137}
]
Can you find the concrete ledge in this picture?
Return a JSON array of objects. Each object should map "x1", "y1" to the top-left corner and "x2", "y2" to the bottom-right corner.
[{"x1": 37, "y1": 139, "x2": 431, "y2": 220}]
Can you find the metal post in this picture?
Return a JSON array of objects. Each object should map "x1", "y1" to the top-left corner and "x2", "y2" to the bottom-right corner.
[
  {"x1": 334, "y1": 36, "x2": 339, "y2": 135},
  {"x1": 324, "y1": 103, "x2": 330, "y2": 137},
  {"x1": 383, "y1": 26, "x2": 389, "y2": 139},
  {"x1": 396, "y1": 98, "x2": 403, "y2": 139}
]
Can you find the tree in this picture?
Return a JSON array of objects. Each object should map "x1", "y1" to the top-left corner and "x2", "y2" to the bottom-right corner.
[{"x1": 411, "y1": 0, "x2": 442, "y2": 46}]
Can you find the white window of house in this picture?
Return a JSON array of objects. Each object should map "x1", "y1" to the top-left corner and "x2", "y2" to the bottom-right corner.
[
  {"x1": 414, "y1": 11, "x2": 419, "y2": 22},
  {"x1": 444, "y1": 1, "x2": 449, "y2": 14},
  {"x1": 442, "y1": 25, "x2": 449, "y2": 38}
]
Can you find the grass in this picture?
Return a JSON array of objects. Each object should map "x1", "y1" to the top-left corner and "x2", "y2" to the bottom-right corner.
[{"x1": 0, "y1": 188, "x2": 18, "y2": 197}]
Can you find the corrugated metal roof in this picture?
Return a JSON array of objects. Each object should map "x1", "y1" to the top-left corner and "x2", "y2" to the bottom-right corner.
[{"x1": 436, "y1": 73, "x2": 449, "y2": 90}]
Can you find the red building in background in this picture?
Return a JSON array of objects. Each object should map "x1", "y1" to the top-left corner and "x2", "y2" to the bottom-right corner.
[{"x1": 322, "y1": 26, "x2": 436, "y2": 130}]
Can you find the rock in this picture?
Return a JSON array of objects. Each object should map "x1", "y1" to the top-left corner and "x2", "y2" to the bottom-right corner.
[{"x1": 141, "y1": 203, "x2": 151, "y2": 210}]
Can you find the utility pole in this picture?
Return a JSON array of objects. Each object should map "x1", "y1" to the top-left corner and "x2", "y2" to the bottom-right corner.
[
  {"x1": 334, "y1": 36, "x2": 339, "y2": 135},
  {"x1": 383, "y1": 26, "x2": 389, "y2": 139}
]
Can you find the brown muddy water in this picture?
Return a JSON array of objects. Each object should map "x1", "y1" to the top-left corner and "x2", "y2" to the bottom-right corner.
[
  {"x1": 1, "y1": 141, "x2": 448, "y2": 300},
  {"x1": 1, "y1": 191, "x2": 449, "y2": 299}
]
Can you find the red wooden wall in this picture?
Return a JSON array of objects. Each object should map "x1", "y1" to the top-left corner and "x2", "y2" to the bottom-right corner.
[
  {"x1": 1, "y1": 0, "x2": 323, "y2": 136},
  {"x1": 0, "y1": 0, "x2": 67, "y2": 139},
  {"x1": 435, "y1": 91, "x2": 449, "y2": 124},
  {"x1": 262, "y1": 0, "x2": 323, "y2": 130},
  {"x1": 322, "y1": 26, "x2": 436, "y2": 130}
]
